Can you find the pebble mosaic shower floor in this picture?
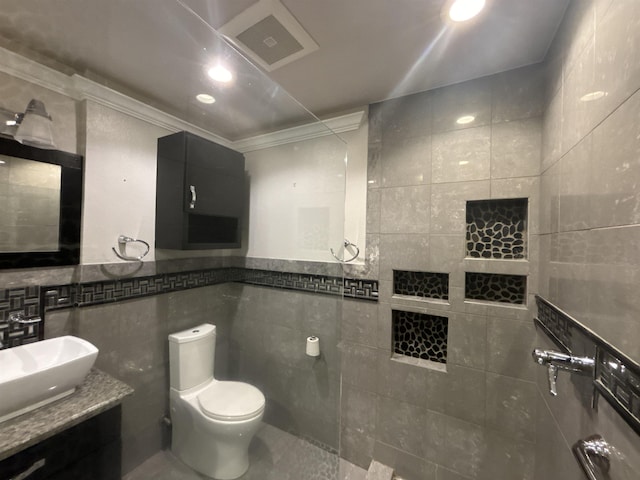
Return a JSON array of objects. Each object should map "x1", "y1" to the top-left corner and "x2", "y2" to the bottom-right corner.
[{"x1": 123, "y1": 423, "x2": 366, "y2": 480}]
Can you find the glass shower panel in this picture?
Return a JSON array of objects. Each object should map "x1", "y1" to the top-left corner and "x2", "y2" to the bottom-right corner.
[
  {"x1": 166, "y1": 2, "x2": 348, "y2": 477},
  {"x1": 0, "y1": 0, "x2": 347, "y2": 476}
]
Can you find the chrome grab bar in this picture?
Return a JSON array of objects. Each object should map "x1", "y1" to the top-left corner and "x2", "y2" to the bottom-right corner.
[
  {"x1": 330, "y1": 238, "x2": 360, "y2": 263},
  {"x1": 532, "y1": 349, "x2": 595, "y2": 396},
  {"x1": 573, "y1": 435, "x2": 611, "y2": 480},
  {"x1": 112, "y1": 234, "x2": 150, "y2": 262}
]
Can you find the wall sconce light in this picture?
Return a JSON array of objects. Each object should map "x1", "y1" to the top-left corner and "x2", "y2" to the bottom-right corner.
[{"x1": 0, "y1": 99, "x2": 56, "y2": 149}]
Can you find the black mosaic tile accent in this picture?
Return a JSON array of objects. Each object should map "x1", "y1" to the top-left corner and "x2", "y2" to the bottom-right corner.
[
  {"x1": 535, "y1": 296, "x2": 572, "y2": 350},
  {"x1": 466, "y1": 198, "x2": 527, "y2": 259},
  {"x1": 598, "y1": 350, "x2": 640, "y2": 423},
  {"x1": 3, "y1": 265, "x2": 378, "y2": 349},
  {"x1": 40, "y1": 268, "x2": 377, "y2": 314},
  {"x1": 535, "y1": 295, "x2": 640, "y2": 437},
  {"x1": 394, "y1": 270, "x2": 449, "y2": 300},
  {"x1": 0, "y1": 286, "x2": 42, "y2": 348},
  {"x1": 392, "y1": 310, "x2": 448, "y2": 363},
  {"x1": 465, "y1": 272, "x2": 526, "y2": 304},
  {"x1": 43, "y1": 268, "x2": 245, "y2": 311},
  {"x1": 43, "y1": 285, "x2": 77, "y2": 310},
  {"x1": 244, "y1": 269, "x2": 378, "y2": 301},
  {"x1": 343, "y1": 278, "x2": 379, "y2": 300}
]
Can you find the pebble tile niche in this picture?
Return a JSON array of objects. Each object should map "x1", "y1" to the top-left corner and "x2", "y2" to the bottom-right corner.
[
  {"x1": 466, "y1": 198, "x2": 528, "y2": 259},
  {"x1": 393, "y1": 270, "x2": 449, "y2": 300},
  {"x1": 392, "y1": 310, "x2": 448, "y2": 364},
  {"x1": 465, "y1": 272, "x2": 526, "y2": 305}
]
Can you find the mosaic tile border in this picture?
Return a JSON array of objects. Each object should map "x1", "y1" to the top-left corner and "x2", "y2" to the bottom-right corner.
[
  {"x1": 535, "y1": 295, "x2": 640, "y2": 437},
  {"x1": 393, "y1": 270, "x2": 449, "y2": 300},
  {"x1": 0, "y1": 286, "x2": 42, "y2": 348},
  {"x1": 1, "y1": 267, "x2": 378, "y2": 349},
  {"x1": 392, "y1": 309, "x2": 448, "y2": 364},
  {"x1": 42, "y1": 268, "x2": 245, "y2": 311},
  {"x1": 244, "y1": 269, "x2": 378, "y2": 301},
  {"x1": 40, "y1": 268, "x2": 378, "y2": 313}
]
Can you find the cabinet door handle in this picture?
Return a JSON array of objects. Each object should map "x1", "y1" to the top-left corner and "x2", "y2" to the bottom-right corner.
[
  {"x1": 11, "y1": 458, "x2": 46, "y2": 480},
  {"x1": 189, "y1": 185, "x2": 197, "y2": 209}
]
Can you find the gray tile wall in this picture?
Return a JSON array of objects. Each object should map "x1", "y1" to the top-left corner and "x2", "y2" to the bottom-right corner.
[
  {"x1": 224, "y1": 283, "x2": 342, "y2": 450},
  {"x1": 2, "y1": 252, "x2": 346, "y2": 474},
  {"x1": 341, "y1": 65, "x2": 543, "y2": 480},
  {"x1": 44, "y1": 281, "x2": 240, "y2": 473},
  {"x1": 537, "y1": 0, "x2": 640, "y2": 478}
]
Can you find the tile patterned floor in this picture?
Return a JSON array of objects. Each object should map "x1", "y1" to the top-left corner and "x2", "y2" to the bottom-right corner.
[{"x1": 123, "y1": 423, "x2": 367, "y2": 480}]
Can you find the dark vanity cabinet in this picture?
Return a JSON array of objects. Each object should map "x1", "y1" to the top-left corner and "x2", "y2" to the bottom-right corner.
[
  {"x1": 155, "y1": 131, "x2": 245, "y2": 249},
  {"x1": 0, "y1": 407, "x2": 122, "y2": 480}
]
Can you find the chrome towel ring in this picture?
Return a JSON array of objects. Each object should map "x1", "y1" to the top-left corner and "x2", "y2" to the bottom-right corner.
[
  {"x1": 330, "y1": 239, "x2": 360, "y2": 263},
  {"x1": 112, "y1": 235, "x2": 150, "y2": 261}
]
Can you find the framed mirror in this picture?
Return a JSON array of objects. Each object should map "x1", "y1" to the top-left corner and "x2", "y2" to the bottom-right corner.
[{"x1": 0, "y1": 136, "x2": 82, "y2": 269}]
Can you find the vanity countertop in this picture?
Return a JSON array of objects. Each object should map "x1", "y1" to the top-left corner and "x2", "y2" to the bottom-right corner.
[{"x1": 0, "y1": 369, "x2": 133, "y2": 461}]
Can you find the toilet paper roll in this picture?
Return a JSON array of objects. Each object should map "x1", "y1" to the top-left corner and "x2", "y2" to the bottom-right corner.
[{"x1": 306, "y1": 336, "x2": 320, "y2": 357}]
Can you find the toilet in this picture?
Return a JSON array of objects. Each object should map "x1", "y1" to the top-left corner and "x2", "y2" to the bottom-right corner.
[{"x1": 168, "y1": 324, "x2": 265, "y2": 480}]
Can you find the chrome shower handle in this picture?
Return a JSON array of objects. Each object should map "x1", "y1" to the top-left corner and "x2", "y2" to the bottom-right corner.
[
  {"x1": 532, "y1": 348, "x2": 595, "y2": 396},
  {"x1": 548, "y1": 363, "x2": 559, "y2": 396}
]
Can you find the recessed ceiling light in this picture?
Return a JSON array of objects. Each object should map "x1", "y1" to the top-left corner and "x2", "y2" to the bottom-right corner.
[
  {"x1": 459, "y1": 160, "x2": 470, "y2": 166},
  {"x1": 456, "y1": 115, "x2": 476, "y2": 125},
  {"x1": 208, "y1": 65, "x2": 233, "y2": 83},
  {"x1": 580, "y1": 91, "x2": 607, "y2": 102},
  {"x1": 448, "y1": 0, "x2": 486, "y2": 22},
  {"x1": 196, "y1": 94, "x2": 216, "y2": 104}
]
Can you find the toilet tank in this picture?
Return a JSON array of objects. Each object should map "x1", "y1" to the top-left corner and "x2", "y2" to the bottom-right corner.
[{"x1": 168, "y1": 323, "x2": 216, "y2": 391}]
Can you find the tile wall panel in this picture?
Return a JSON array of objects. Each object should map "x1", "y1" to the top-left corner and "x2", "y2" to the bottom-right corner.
[
  {"x1": 537, "y1": 1, "x2": 640, "y2": 478},
  {"x1": 348, "y1": 64, "x2": 543, "y2": 478}
]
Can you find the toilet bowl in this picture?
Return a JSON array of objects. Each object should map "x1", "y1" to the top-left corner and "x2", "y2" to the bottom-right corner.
[{"x1": 169, "y1": 324, "x2": 265, "y2": 480}]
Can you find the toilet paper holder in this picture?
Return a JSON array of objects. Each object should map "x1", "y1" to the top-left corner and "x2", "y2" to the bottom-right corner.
[{"x1": 306, "y1": 336, "x2": 320, "y2": 357}]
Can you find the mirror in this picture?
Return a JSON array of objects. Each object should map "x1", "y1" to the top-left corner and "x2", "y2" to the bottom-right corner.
[
  {"x1": 0, "y1": 137, "x2": 82, "y2": 268},
  {"x1": 0, "y1": 154, "x2": 61, "y2": 253}
]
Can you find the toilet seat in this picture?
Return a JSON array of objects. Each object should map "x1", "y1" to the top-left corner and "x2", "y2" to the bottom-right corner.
[{"x1": 197, "y1": 381, "x2": 265, "y2": 421}]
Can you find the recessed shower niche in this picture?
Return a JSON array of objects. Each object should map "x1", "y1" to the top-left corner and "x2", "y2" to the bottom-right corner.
[
  {"x1": 466, "y1": 198, "x2": 527, "y2": 259},
  {"x1": 392, "y1": 310, "x2": 448, "y2": 365},
  {"x1": 465, "y1": 272, "x2": 526, "y2": 305},
  {"x1": 393, "y1": 270, "x2": 449, "y2": 300}
]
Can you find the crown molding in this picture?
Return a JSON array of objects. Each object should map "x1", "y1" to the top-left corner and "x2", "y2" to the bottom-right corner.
[
  {"x1": 0, "y1": 46, "x2": 364, "y2": 152},
  {"x1": 70, "y1": 76, "x2": 232, "y2": 147},
  {"x1": 232, "y1": 110, "x2": 364, "y2": 153},
  {"x1": 0, "y1": 46, "x2": 231, "y2": 147},
  {"x1": 0, "y1": 47, "x2": 71, "y2": 98}
]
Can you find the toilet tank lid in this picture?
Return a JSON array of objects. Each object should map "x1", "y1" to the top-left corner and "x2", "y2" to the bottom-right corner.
[{"x1": 168, "y1": 324, "x2": 216, "y2": 344}]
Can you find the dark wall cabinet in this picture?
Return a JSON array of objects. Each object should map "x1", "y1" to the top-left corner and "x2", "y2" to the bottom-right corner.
[{"x1": 156, "y1": 131, "x2": 246, "y2": 250}]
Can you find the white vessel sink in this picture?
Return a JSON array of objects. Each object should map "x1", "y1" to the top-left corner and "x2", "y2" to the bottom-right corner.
[{"x1": 0, "y1": 336, "x2": 99, "y2": 423}]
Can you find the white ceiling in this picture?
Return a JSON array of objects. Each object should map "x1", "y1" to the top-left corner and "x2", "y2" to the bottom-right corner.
[{"x1": 0, "y1": 0, "x2": 569, "y2": 140}]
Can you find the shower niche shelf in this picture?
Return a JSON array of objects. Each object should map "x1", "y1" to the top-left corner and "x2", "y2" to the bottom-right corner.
[
  {"x1": 466, "y1": 198, "x2": 527, "y2": 260},
  {"x1": 465, "y1": 272, "x2": 526, "y2": 305},
  {"x1": 392, "y1": 309, "x2": 448, "y2": 365},
  {"x1": 393, "y1": 270, "x2": 449, "y2": 301}
]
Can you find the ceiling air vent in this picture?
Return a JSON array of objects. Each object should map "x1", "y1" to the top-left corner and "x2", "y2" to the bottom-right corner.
[{"x1": 219, "y1": 0, "x2": 319, "y2": 72}]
